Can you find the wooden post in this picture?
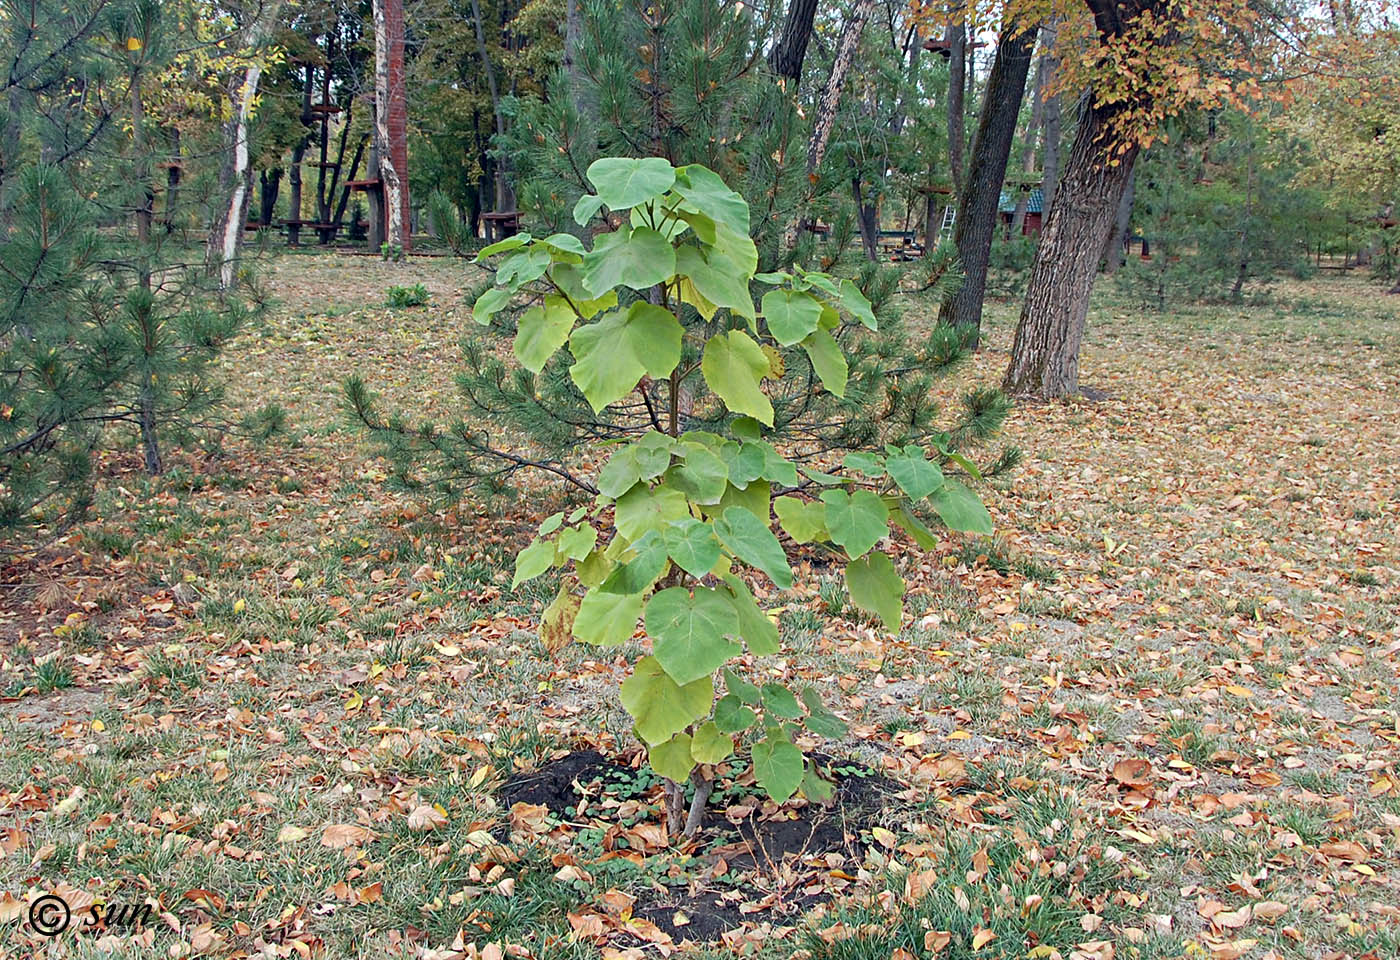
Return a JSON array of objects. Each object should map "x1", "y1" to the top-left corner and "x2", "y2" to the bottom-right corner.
[{"x1": 373, "y1": 0, "x2": 411, "y2": 252}]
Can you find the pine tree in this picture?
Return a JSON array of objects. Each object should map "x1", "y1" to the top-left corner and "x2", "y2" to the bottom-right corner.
[{"x1": 348, "y1": 0, "x2": 1018, "y2": 500}]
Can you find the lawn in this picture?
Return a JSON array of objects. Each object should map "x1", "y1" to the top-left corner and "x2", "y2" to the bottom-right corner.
[{"x1": 1, "y1": 252, "x2": 1397, "y2": 960}]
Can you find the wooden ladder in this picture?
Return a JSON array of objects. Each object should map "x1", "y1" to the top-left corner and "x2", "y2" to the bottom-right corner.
[{"x1": 938, "y1": 205, "x2": 957, "y2": 242}]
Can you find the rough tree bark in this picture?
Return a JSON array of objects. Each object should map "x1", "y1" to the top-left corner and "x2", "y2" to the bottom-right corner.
[
  {"x1": 769, "y1": 0, "x2": 819, "y2": 82},
  {"x1": 470, "y1": 0, "x2": 514, "y2": 212},
  {"x1": 1002, "y1": 97, "x2": 1139, "y2": 397},
  {"x1": 946, "y1": 21, "x2": 967, "y2": 195},
  {"x1": 207, "y1": 1, "x2": 280, "y2": 289},
  {"x1": 938, "y1": 19, "x2": 1039, "y2": 343},
  {"x1": 259, "y1": 168, "x2": 282, "y2": 228},
  {"x1": 1010, "y1": 39, "x2": 1047, "y2": 235},
  {"x1": 373, "y1": 0, "x2": 406, "y2": 248},
  {"x1": 805, "y1": 0, "x2": 874, "y2": 175},
  {"x1": 1038, "y1": 19, "x2": 1063, "y2": 215},
  {"x1": 1102, "y1": 156, "x2": 1136, "y2": 273}
]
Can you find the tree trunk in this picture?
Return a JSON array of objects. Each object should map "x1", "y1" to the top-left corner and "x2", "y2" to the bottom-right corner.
[
  {"x1": 374, "y1": 0, "x2": 407, "y2": 249},
  {"x1": 564, "y1": 0, "x2": 582, "y2": 95},
  {"x1": 946, "y1": 22, "x2": 967, "y2": 195},
  {"x1": 769, "y1": 0, "x2": 819, "y2": 82},
  {"x1": 938, "y1": 19, "x2": 1039, "y2": 343},
  {"x1": 1003, "y1": 96, "x2": 1139, "y2": 399},
  {"x1": 1010, "y1": 37, "x2": 1047, "y2": 236},
  {"x1": 206, "y1": 2, "x2": 280, "y2": 286},
  {"x1": 470, "y1": 0, "x2": 514, "y2": 211},
  {"x1": 1038, "y1": 21, "x2": 1062, "y2": 216},
  {"x1": 259, "y1": 168, "x2": 282, "y2": 228},
  {"x1": 332, "y1": 132, "x2": 368, "y2": 231},
  {"x1": 852, "y1": 175, "x2": 878, "y2": 261},
  {"x1": 130, "y1": 72, "x2": 152, "y2": 291},
  {"x1": 1229, "y1": 157, "x2": 1253, "y2": 298},
  {"x1": 1102, "y1": 156, "x2": 1136, "y2": 274},
  {"x1": 806, "y1": 0, "x2": 872, "y2": 176},
  {"x1": 163, "y1": 128, "x2": 181, "y2": 232}
]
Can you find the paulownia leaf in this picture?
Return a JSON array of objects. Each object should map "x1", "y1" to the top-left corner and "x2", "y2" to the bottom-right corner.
[
  {"x1": 720, "y1": 573, "x2": 780, "y2": 655},
  {"x1": 886, "y1": 445, "x2": 945, "y2": 501},
  {"x1": 540, "y1": 584, "x2": 579, "y2": 654},
  {"x1": 702, "y1": 330, "x2": 773, "y2": 425},
  {"x1": 645, "y1": 586, "x2": 741, "y2": 686},
  {"x1": 587, "y1": 156, "x2": 676, "y2": 210},
  {"x1": 689, "y1": 721, "x2": 735, "y2": 764},
  {"x1": 573, "y1": 588, "x2": 643, "y2": 646},
  {"x1": 614, "y1": 483, "x2": 690, "y2": 541},
  {"x1": 597, "y1": 432, "x2": 674, "y2": 497},
  {"x1": 800, "y1": 327, "x2": 847, "y2": 397},
  {"x1": 513, "y1": 297, "x2": 575, "y2": 373},
  {"x1": 580, "y1": 226, "x2": 675, "y2": 295},
  {"x1": 714, "y1": 507, "x2": 792, "y2": 589},
  {"x1": 751, "y1": 732, "x2": 803, "y2": 804},
  {"x1": 648, "y1": 733, "x2": 695, "y2": 782},
  {"x1": 676, "y1": 245, "x2": 754, "y2": 320},
  {"x1": 845, "y1": 550, "x2": 905, "y2": 632},
  {"x1": 774, "y1": 496, "x2": 827, "y2": 544},
  {"x1": 471, "y1": 286, "x2": 511, "y2": 325},
  {"x1": 569, "y1": 302, "x2": 682, "y2": 412},
  {"x1": 663, "y1": 518, "x2": 722, "y2": 579},
  {"x1": 599, "y1": 529, "x2": 668, "y2": 594},
  {"x1": 761, "y1": 289, "x2": 824, "y2": 345},
  {"x1": 512, "y1": 539, "x2": 554, "y2": 588},
  {"x1": 620, "y1": 656, "x2": 713, "y2": 746},
  {"x1": 713, "y1": 693, "x2": 757, "y2": 734},
  {"x1": 929, "y1": 477, "x2": 993, "y2": 535},
  {"x1": 761, "y1": 682, "x2": 803, "y2": 719},
  {"x1": 673, "y1": 164, "x2": 749, "y2": 233},
  {"x1": 821, "y1": 489, "x2": 889, "y2": 559},
  {"x1": 475, "y1": 232, "x2": 532, "y2": 260},
  {"x1": 801, "y1": 686, "x2": 848, "y2": 739}
]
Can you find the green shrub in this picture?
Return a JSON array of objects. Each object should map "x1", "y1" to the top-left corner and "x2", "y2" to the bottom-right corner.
[{"x1": 385, "y1": 283, "x2": 430, "y2": 308}]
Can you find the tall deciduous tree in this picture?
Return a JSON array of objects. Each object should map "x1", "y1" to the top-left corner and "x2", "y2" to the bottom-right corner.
[
  {"x1": 1003, "y1": 0, "x2": 1290, "y2": 397},
  {"x1": 769, "y1": 0, "x2": 820, "y2": 82},
  {"x1": 939, "y1": 16, "x2": 1039, "y2": 342}
]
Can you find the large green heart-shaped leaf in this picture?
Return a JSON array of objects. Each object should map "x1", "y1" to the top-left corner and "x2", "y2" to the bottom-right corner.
[
  {"x1": 801, "y1": 686, "x2": 849, "y2": 739},
  {"x1": 587, "y1": 156, "x2": 676, "y2": 210},
  {"x1": 581, "y1": 226, "x2": 676, "y2": 295},
  {"x1": 673, "y1": 164, "x2": 749, "y2": 234},
  {"x1": 714, "y1": 507, "x2": 792, "y2": 589},
  {"x1": 761, "y1": 289, "x2": 824, "y2": 346},
  {"x1": 751, "y1": 732, "x2": 803, "y2": 804},
  {"x1": 573, "y1": 193, "x2": 605, "y2": 225},
  {"x1": 548, "y1": 262, "x2": 617, "y2": 319},
  {"x1": 471, "y1": 286, "x2": 512, "y2": 325},
  {"x1": 573, "y1": 587, "x2": 643, "y2": 646},
  {"x1": 676, "y1": 245, "x2": 754, "y2": 320},
  {"x1": 689, "y1": 721, "x2": 735, "y2": 764},
  {"x1": 645, "y1": 586, "x2": 741, "y2": 686},
  {"x1": 569, "y1": 302, "x2": 683, "y2": 412},
  {"x1": 615, "y1": 482, "x2": 690, "y2": 541},
  {"x1": 761, "y1": 682, "x2": 803, "y2": 719},
  {"x1": 713, "y1": 693, "x2": 757, "y2": 733},
  {"x1": 929, "y1": 477, "x2": 993, "y2": 535},
  {"x1": 514, "y1": 297, "x2": 575, "y2": 373},
  {"x1": 821, "y1": 489, "x2": 889, "y2": 559},
  {"x1": 702, "y1": 330, "x2": 773, "y2": 426},
  {"x1": 649, "y1": 733, "x2": 695, "y2": 782},
  {"x1": 774, "y1": 496, "x2": 827, "y2": 544},
  {"x1": 511, "y1": 539, "x2": 554, "y2": 589},
  {"x1": 839, "y1": 278, "x2": 876, "y2": 329},
  {"x1": 720, "y1": 573, "x2": 779, "y2": 655},
  {"x1": 597, "y1": 431, "x2": 674, "y2": 497},
  {"x1": 800, "y1": 327, "x2": 847, "y2": 397},
  {"x1": 845, "y1": 550, "x2": 905, "y2": 632},
  {"x1": 665, "y1": 442, "x2": 729, "y2": 504},
  {"x1": 600, "y1": 529, "x2": 669, "y2": 594},
  {"x1": 556, "y1": 523, "x2": 597, "y2": 560},
  {"x1": 621, "y1": 656, "x2": 712, "y2": 746},
  {"x1": 886, "y1": 446, "x2": 945, "y2": 501},
  {"x1": 663, "y1": 518, "x2": 722, "y2": 579},
  {"x1": 475, "y1": 232, "x2": 532, "y2": 260}
]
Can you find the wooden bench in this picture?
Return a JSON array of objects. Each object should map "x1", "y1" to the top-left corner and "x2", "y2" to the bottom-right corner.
[{"x1": 481, "y1": 210, "x2": 521, "y2": 243}]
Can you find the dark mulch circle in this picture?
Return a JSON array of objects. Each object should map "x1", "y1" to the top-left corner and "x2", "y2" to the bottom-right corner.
[{"x1": 496, "y1": 749, "x2": 902, "y2": 944}]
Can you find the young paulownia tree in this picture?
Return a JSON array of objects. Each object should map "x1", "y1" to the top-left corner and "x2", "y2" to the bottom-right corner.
[{"x1": 450, "y1": 159, "x2": 995, "y2": 837}]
